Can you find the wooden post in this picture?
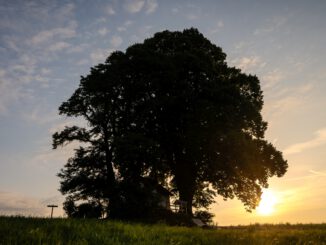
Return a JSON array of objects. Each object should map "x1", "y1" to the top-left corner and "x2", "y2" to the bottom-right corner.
[{"x1": 47, "y1": 205, "x2": 58, "y2": 218}]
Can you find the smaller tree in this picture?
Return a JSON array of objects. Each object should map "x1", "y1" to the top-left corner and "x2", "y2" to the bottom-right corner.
[
  {"x1": 63, "y1": 197, "x2": 103, "y2": 218},
  {"x1": 63, "y1": 197, "x2": 77, "y2": 217},
  {"x1": 109, "y1": 180, "x2": 161, "y2": 220},
  {"x1": 194, "y1": 210, "x2": 215, "y2": 225}
]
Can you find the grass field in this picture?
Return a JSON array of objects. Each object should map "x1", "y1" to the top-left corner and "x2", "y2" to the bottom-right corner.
[{"x1": 0, "y1": 216, "x2": 325, "y2": 244}]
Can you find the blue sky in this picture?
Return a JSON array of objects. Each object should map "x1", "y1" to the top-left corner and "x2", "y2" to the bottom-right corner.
[{"x1": 0, "y1": 0, "x2": 325, "y2": 225}]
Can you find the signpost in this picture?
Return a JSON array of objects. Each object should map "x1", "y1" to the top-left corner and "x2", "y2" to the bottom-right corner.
[{"x1": 47, "y1": 205, "x2": 58, "y2": 218}]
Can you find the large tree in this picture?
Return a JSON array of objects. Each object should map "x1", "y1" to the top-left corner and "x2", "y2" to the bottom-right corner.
[{"x1": 53, "y1": 28, "x2": 287, "y2": 217}]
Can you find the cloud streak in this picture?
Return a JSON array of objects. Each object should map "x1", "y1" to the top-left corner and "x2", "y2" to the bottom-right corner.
[
  {"x1": 231, "y1": 56, "x2": 265, "y2": 72},
  {"x1": 309, "y1": 170, "x2": 326, "y2": 177},
  {"x1": 0, "y1": 191, "x2": 64, "y2": 217},
  {"x1": 98, "y1": 27, "x2": 109, "y2": 36},
  {"x1": 117, "y1": 20, "x2": 133, "y2": 32},
  {"x1": 90, "y1": 48, "x2": 114, "y2": 64},
  {"x1": 106, "y1": 5, "x2": 115, "y2": 15},
  {"x1": 146, "y1": 0, "x2": 158, "y2": 14},
  {"x1": 110, "y1": 35, "x2": 123, "y2": 48},
  {"x1": 254, "y1": 16, "x2": 287, "y2": 36},
  {"x1": 284, "y1": 128, "x2": 326, "y2": 155},
  {"x1": 123, "y1": 0, "x2": 158, "y2": 14},
  {"x1": 124, "y1": 0, "x2": 145, "y2": 13},
  {"x1": 0, "y1": 69, "x2": 27, "y2": 115},
  {"x1": 48, "y1": 41, "x2": 71, "y2": 52},
  {"x1": 27, "y1": 22, "x2": 77, "y2": 46},
  {"x1": 0, "y1": 191, "x2": 47, "y2": 216},
  {"x1": 22, "y1": 105, "x2": 58, "y2": 125},
  {"x1": 261, "y1": 69, "x2": 284, "y2": 90},
  {"x1": 263, "y1": 82, "x2": 314, "y2": 121}
]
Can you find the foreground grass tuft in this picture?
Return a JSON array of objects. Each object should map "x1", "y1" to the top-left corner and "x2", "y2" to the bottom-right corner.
[{"x1": 1, "y1": 216, "x2": 326, "y2": 244}]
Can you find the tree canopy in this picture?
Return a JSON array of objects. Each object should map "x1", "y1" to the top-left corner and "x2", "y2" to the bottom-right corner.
[{"x1": 53, "y1": 28, "x2": 287, "y2": 218}]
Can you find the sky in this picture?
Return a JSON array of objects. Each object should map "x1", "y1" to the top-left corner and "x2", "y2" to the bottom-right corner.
[{"x1": 0, "y1": 0, "x2": 325, "y2": 225}]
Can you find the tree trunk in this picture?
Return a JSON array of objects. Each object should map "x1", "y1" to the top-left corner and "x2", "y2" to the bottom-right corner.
[
  {"x1": 174, "y1": 155, "x2": 196, "y2": 216},
  {"x1": 103, "y1": 126, "x2": 115, "y2": 196},
  {"x1": 178, "y1": 188, "x2": 194, "y2": 216}
]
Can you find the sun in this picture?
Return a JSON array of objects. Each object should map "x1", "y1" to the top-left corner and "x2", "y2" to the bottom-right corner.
[{"x1": 257, "y1": 189, "x2": 277, "y2": 215}]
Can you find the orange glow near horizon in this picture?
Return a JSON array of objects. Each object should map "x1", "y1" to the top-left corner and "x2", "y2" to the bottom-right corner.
[{"x1": 257, "y1": 189, "x2": 278, "y2": 216}]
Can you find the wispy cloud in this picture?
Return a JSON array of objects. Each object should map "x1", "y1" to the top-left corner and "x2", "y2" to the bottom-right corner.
[
  {"x1": 90, "y1": 48, "x2": 114, "y2": 64},
  {"x1": 122, "y1": 0, "x2": 157, "y2": 14},
  {"x1": 309, "y1": 170, "x2": 326, "y2": 177},
  {"x1": 0, "y1": 191, "x2": 64, "y2": 217},
  {"x1": 117, "y1": 20, "x2": 133, "y2": 32},
  {"x1": 210, "y1": 21, "x2": 224, "y2": 34},
  {"x1": 124, "y1": 0, "x2": 145, "y2": 13},
  {"x1": 2, "y1": 36, "x2": 20, "y2": 52},
  {"x1": 186, "y1": 13, "x2": 199, "y2": 21},
  {"x1": 254, "y1": 16, "x2": 288, "y2": 36},
  {"x1": 0, "y1": 43, "x2": 64, "y2": 114},
  {"x1": 145, "y1": 0, "x2": 158, "y2": 14},
  {"x1": 284, "y1": 128, "x2": 326, "y2": 155},
  {"x1": 269, "y1": 96, "x2": 301, "y2": 114},
  {"x1": 263, "y1": 82, "x2": 314, "y2": 121},
  {"x1": 234, "y1": 41, "x2": 249, "y2": 51},
  {"x1": 0, "y1": 191, "x2": 47, "y2": 216},
  {"x1": 261, "y1": 69, "x2": 284, "y2": 90},
  {"x1": 32, "y1": 141, "x2": 79, "y2": 167},
  {"x1": 0, "y1": 69, "x2": 6, "y2": 78},
  {"x1": 32, "y1": 119, "x2": 89, "y2": 168},
  {"x1": 56, "y1": 3, "x2": 75, "y2": 20},
  {"x1": 48, "y1": 41, "x2": 71, "y2": 52},
  {"x1": 185, "y1": 3, "x2": 202, "y2": 21},
  {"x1": 231, "y1": 56, "x2": 265, "y2": 72},
  {"x1": 296, "y1": 83, "x2": 313, "y2": 94},
  {"x1": 22, "y1": 105, "x2": 58, "y2": 125},
  {"x1": 27, "y1": 21, "x2": 77, "y2": 46},
  {"x1": 110, "y1": 35, "x2": 123, "y2": 48},
  {"x1": 76, "y1": 59, "x2": 89, "y2": 66},
  {"x1": 0, "y1": 55, "x2": 41, "y2": 114},
  {"x1": 8, "y1": 53, "x2": 49, "y2": 86},
  {"x1": 67, "y1": 43, "x2": 89, "y2": 54},
  {"x1": 98, "y1": 27, "x2": 110, "y2": 36},
  {"x1": 138, "y1": 25, "x2": 153, "y2": 37},
  {"x1": 106, "y1": 5, "x2": 115, "y2": 15},
  {"x1": 0, "y1": 70, "x2": 22, "y2": 115},
  {"x1": 172, "y1": 7, "x2": 179, "y2": 14}
]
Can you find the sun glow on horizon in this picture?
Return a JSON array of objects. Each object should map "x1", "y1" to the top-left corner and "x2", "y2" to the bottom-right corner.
[{"x1": 257, "y1": 189, "x2": 278, "y2": 216}]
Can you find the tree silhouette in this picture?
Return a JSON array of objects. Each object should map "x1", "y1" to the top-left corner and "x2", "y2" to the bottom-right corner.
[{"x1": 53, "y1": 28, "x2": 287, "y2": 217}]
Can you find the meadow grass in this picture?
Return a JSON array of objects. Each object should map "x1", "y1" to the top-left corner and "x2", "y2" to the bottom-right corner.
[{"x1": 0, "y1": 216, "x2": 325, "y2": 244}]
